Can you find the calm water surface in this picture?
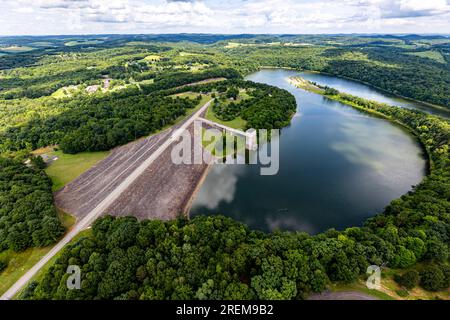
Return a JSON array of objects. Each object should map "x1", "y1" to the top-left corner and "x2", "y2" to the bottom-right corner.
[
  {"x1": 300, "y1": 71, "x2": 450, "y2": 118},
  {"x1": 190, "y1": 69, "x2": 427, "y2": 234}
]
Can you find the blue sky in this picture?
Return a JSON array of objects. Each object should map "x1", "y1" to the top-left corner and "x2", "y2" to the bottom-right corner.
[{"x1": 1, "y1": 0, "x2": 449, "y2": 35}]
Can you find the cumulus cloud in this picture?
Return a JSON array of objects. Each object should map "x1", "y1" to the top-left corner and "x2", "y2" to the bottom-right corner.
[{"x1": 1, "y1": 0, "x2": 449, "y2": 35}]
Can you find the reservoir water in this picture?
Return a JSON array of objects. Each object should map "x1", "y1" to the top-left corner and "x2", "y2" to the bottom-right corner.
[
  {"x1": 190, "y1": 69, "x2": 428, "y2": 234},
  {"x1": 299, "y1": 71, "x2": 450, "y2": 119}
]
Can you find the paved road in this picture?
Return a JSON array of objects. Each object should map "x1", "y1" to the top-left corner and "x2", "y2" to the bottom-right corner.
[
  {"x1": 308, "y1": 291, "x2": 379, "y2": 300},
  {"x1": 0, "y1": 100, "x2": 212, "y2": 301}
]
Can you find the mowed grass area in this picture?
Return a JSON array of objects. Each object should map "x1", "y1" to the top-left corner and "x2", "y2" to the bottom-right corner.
[
  {"x1": 330, "y1": 268, "x2": 450, "y2": 300},
  {"x1": 170, "y1": 92, "x2": 212, "y2": 117},
  {"x1": 406, "y1": 50, "x2": 446, "y2": 64},
  {"x1": 171, "y1": 91, "x2": 203, "y2": 100},
  {"x1": 205, "y1": 104, "x2": 247, "y2": 130},
  {"x1": 378, "y1": 267, "x2": 450, "y2": 300},
  {"x1": 0, "y1": 247, "x2": 53, "y2": 297},
  {"x1": 45, "y1": 150, "x2": 110, "y2": 191},
  {"x1": 51, "y1": 85, "x2": 79, "y2": 99},
  {"x1": 144, "y1": 54, "x2": 161, "y2": 61},
  {"x1": 204, "y1": 88, "x2": 251, "y2": 131},
  {"x1": 14, "y1": 229, "x2": 93, "y2": 300},
  {"x1": 0, "y1": 210, "x2": 76, "y2": 297}
]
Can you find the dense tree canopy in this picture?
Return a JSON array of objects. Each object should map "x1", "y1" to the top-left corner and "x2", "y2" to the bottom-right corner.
[
  {"x1": 0, "y1": 93, "x2": 200, "y2": 154},
  {"x1": 223, "y1": 45, "x2": 449, "y2": 107},
  {"x1": 0, "y1": 157, "x2": 64, "y2": 252},
  {"x1": 22, "y1": 92, "x2": 450, "y2": 300},
  {"x1": 172, "y1": 79, "x2": 297, "y2": 130},
  {"x1": 0, "y1": 35, "x2": 448, "y2": 299}
]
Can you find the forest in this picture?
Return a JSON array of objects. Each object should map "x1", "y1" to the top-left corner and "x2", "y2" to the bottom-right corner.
[
  {"x1": 0, "y1": 157, "x2": 64, "y2": 252},
  {"x1": 0, "y1": 92, "x2": 200, "y2": 154},
  {"x1": 170, "y1": 79, "x2": 297, "y2": 130},
  {"x1": 0, "y1": 34, "x2": 448, "y2": 300},
  {"x1": 21, "y1": 91, "x2": 450, "y2": 299},
  {"x1": 222, "y1": 45, "x2": 449, "y2": 107},
  {"x1": 0, "y1": 75, "x2": 294, "y2": 154}
]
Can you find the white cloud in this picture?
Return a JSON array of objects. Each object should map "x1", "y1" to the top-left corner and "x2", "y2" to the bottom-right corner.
[
  {"x1": 1, "y1": 0, "x2": 449, "y2": 35},
  {"x1": 400, "y1": 0, "x2": 448, "y2": 12},
  {"x1": 13, "y1": 7, "x2": 35, "y2": 13}
]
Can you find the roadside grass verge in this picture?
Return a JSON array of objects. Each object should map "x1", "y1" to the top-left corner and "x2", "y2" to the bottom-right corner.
[
  {"x1": 0, "y1": 247, "x2": 53, "y2": 297},
  {"x1": 14, "y1": 229, "x2": 93, "y2": 300},
  {"x1": 0, "y1": 46, "x2": 35, "y2": 53},
  {"x1": 380, "y1": 266, "x2": 449, "y2": 300},
  {"x1": 0, "y1": 210, "x2": 76, "y2": 297}
]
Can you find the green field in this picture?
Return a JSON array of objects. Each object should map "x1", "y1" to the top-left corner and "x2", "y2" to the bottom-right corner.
[
  {"x1": 0, "y1": 246, "x2": 53, "y2": 297},
  {"x1": 0, "y1": 209, "x2": 75, "y2": 297},
  {"x1": 51, "y1": 86, "x2": 79, "y2": 99},
  {"x1": 0, "y1": 46, "x2": 34, "y2": 53},
  {"x1": 64, "y1": 40, "x2": 104, "y2": 47},
  {"x1": 144, "y1": 54, "x2": 161, "y2": 61},
  {"x1": 14, "y1": 229, "x2": 92, "y2": 300},
  {"x1": 205, "y1": 104, "x2": 247, "y2": 130},
  {"x1": 45, "y1": 150, "x2": 110, "y2": 191},
  {"x1": 29, "y1": 42, "x2": 56, "y2": 47},
  {"x1": 170, "y1": 92, "x2": 212, "y2": 115},
  {"x1": 406, "y1": 50, "x2": 446, "y2": 63}
]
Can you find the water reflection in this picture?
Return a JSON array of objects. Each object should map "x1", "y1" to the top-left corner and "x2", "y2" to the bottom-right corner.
[
  {"x1": 265, "y1": 214, "x2": 316, "y2": 234},
  {"x1": 300, "y1": 71, "x2": 450, "y2": 118},
  {"x1": 193, "y1": 164, "x2": 244, "y2": 210},
  {"x1": 190, "y1": 69, "x2": 426, "y2": 234}
]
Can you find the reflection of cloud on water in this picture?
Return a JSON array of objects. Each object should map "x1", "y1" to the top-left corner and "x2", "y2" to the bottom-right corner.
[
  {"x1": 332, "y1": 121, "x2": 409, "y2": 171},
  {"x1": 331, "y1": 141, "x2": 384, "y2": 172},
  {"x1": 330, "y1": 119, "x2": 425, "y2": 190},
  {"x1": 192, "y1": 165, "x2": 245, "y2": 210},
  {"x1": 265, "y1": 215, "x2": 315, "y2": 234}
]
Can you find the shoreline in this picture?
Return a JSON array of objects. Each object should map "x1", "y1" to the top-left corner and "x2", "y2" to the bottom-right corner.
[
  {"x1": 288, "y1": 75, "x2": 433, "y2": 173},
  {"x1": 182, "y1": 161, "x2": 213, "y2": 219},
  {"x1": 253, "y1": 66, "x2": 449, "y2": 116},
  {"x1": 303, "y1": 70, "x2": 450, "y2": 113}
]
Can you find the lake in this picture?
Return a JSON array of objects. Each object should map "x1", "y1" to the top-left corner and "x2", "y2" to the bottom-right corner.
[
  {"x1": 299, "y1": 71, "x2": 450, "y2": 118},
  {"x1": 190, "y1": 69, "x2": 427, "y2": 234}
]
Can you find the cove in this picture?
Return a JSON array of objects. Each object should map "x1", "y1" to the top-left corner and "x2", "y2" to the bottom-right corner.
[{"x1": 190, "y1": 69, "x2": 427, "y2": 234}]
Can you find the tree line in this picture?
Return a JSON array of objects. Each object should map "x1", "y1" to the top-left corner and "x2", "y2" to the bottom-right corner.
[
  {"x1": 0, "y1": 92, "x2": 200, "y2": 154},
  {"x1": 169, "y1": 79, "x2": 297, "y2": 130},
  {"x1": 0, "y1": 157, "x2": 64, "y2": 253},
  {"x1": 22, "y1": 91, "x2": 450, "y2": 300},
  {"x1": 223, "y1": 45, "x2": 450, "y2": 108}
]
